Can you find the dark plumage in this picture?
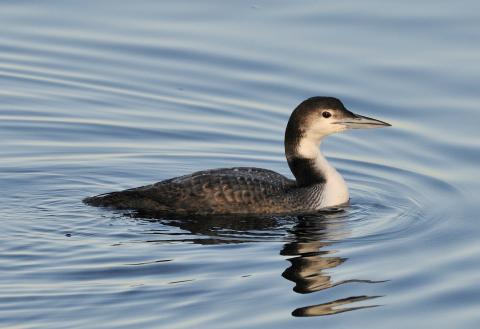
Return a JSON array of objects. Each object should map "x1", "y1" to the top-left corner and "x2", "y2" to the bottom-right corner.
[{"x1": 84, "y1": 167, "x2": 306, "y2": 215}]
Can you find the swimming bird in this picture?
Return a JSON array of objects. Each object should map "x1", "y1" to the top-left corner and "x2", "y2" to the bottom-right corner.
[{"x1": 84, "y1": 97, "x2": 390, "y2": 216}]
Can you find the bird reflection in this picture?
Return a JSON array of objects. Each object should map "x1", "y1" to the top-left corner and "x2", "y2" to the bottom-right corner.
[
  {"x1": 134, "y1": 209, "x2": 383, "y2": 317},
  {"x1": 137, "y1": 212, "x2": 292, "y2": 244},
  {"x1": 282, "y1": 213, "x2": 345, "y2": 294},
  {"x1": 281, "y1": 212, "x2": 382, "y2": 316}
]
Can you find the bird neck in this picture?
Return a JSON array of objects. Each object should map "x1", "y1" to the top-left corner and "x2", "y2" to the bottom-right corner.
[{"x1": 285, "y1": 137, "x2": 331, "y2": 187}]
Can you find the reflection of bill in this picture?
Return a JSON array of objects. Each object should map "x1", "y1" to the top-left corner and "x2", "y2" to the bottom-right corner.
[
  {"x1": 281, "y1": 214, "x2": 383, "y2": 317},
  {"x1": 292, "y1": 295, "x2": 380, "y2": 317}
]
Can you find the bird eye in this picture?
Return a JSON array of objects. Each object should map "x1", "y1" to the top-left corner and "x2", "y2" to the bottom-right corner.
[{"x1": 322, "y1": 111, "x2": 332, "y2": 118}]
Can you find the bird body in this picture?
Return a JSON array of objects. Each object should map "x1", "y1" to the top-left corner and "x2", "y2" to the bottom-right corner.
[{"x1": 84, "y1": 97, "x2": 390, "y2": 216}]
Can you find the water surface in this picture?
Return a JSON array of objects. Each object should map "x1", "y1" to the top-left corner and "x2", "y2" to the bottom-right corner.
[{"x1": 1, "y1": 1, "x2": 480, "y2": 328}]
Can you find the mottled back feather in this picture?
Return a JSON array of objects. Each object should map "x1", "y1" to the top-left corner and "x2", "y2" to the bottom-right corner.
[{"x1": 83, "y1": 167, "x2": 325, "y2": 215}]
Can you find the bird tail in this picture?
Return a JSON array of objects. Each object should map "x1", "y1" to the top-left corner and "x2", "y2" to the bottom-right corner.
[
  {"x1": 83, "y1": 190, "x2": 142, "y2": 209},
  {"x1": 83, "y1": 189, "x2": 169, "y2": 214}
]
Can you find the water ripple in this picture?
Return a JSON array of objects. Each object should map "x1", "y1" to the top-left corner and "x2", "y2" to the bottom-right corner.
[{"x1": 1, "y1": 1, "x2": 479, "y2": 328}]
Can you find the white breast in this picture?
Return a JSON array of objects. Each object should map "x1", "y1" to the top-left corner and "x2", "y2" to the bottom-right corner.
[{"x1": 313, "y1": 152, "x2": 349, "y2": 208}]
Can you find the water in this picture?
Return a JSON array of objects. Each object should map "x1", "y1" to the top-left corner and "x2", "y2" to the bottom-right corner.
[{"x1": 1, "y1": 1, "x2": 479, "y2": 328}]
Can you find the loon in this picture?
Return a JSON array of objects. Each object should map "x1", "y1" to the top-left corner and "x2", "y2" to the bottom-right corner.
[{"x1": 84, "y1": 97, "x2": 390, "y2": 216}]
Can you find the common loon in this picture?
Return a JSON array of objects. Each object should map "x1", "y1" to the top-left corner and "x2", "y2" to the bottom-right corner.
[{"x1": 84, "y1": 97, "x2": 390, "y2": 216}]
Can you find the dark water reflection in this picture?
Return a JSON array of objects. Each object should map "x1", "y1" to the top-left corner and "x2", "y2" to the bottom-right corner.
[
  {"x1": 138, "y1": 210, "x2": 385, "y2": 317},
  {"x1": 281, "y1": 215, "x2": 385, "y2": 317}
]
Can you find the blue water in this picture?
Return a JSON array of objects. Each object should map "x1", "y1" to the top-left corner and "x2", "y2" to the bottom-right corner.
[{"x1": 1, "y1": 1, "x2": 479, "y2": 328}]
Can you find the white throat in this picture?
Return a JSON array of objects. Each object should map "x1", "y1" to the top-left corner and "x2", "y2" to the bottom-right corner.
[{"x1": 297, "y1": 138, "x2": 350, "y2": 208}]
